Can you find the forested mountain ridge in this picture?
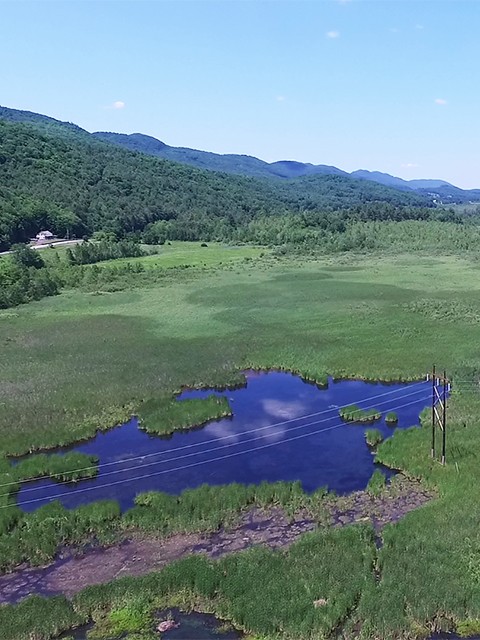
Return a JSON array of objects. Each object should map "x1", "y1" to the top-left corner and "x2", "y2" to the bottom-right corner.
[
  {"x1": 0, "y1": 105, "x2": 88, "y2": 140},
  {"x1": 1, "y1": 105, "x2": 478, "y2": 205},
  {"x1": 351, "y1": 169, "x2": 480, "y2": 202},
  {"x1": 96, "y1": 131, "x2": 480, "y2": 202},
  {"x1": 93, "y1": 133, "x2": 480, "y2": 203},
  {"x1": 92, "y1": 131, "x2": 349, "y2": 180},
  {"x1": 0, "y1": 109, "x2": 434, "y2": 250},
  {"x1": 351, "y1": 170, "x2": 453, "y2": 191}
]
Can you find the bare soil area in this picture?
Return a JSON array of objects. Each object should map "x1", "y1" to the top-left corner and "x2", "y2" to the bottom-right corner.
[{"x1": 0, "y1": 476, "x2": 433, "y2": 605}]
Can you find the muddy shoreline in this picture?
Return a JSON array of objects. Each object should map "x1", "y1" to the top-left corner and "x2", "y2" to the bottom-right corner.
[{"x1": 0, "y1": 476, "x2": 433, "y2": 605}]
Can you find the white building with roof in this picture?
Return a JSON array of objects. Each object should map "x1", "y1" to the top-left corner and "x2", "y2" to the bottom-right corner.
[{"x1": 35, "y1": 230, "x2": 55, "y2": 241}]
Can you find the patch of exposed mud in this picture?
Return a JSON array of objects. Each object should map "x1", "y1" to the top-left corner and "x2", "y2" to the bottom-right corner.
[{"x1": 0, "y1": 475, "x2": 433, "y2": 605}]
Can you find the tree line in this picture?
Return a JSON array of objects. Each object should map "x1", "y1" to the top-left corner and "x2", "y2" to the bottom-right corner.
[
  {"x1": 0, "y1": 118, "x2": 433, "y2": 251},
  {"x1": 2, "y1": 219, "x2": 480, "y2": 310},
  {"x1": 0, "y1": 240, "x2": 151, "y2": 309}
]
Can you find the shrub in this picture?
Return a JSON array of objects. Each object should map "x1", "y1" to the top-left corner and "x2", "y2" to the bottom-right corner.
[
  {"x1": 385, "y1": 411, "x2": 398, "y2": 425},
  {"x1": 339, "y1": 405, "x2": 382, "y2": 423},
  {"x1": 457, "y1": 619, "x2": 480, "y2": 637},
  {"x1": 366, "y1": 469, "x2": 386, "y2": 495},
  {"x1": 365, "y1": 429, "x2": 384, "y2": 447}
]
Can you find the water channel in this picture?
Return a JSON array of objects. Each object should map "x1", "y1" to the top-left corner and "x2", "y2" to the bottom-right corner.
[
  {"x1": 58, "y1": 609, "x2": 242, "y2": 640},
  {"x1": 16, "y1": 371, "x2": 434, "y2": 512}
]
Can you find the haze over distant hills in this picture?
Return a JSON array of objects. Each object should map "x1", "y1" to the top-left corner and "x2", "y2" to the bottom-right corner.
[
  {"x1": 92, "y1": 131, "x2": 479, "y2": 203},
  {"x1": 92, "y1": 131, "x2": 349, "y2": 181},
  {"x1": 350, "y1": 170, "x2": 452, "y2": 192},
  {"x1": 1, "y1": 104, "x2": 479, "y2": 204},
  {"x1": 2, "y1": 103, "x2": 442, "y2": 251}
]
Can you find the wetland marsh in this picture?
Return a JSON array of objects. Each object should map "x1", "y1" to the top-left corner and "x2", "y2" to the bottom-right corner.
[
  {"x1": 15, "y1": 372, "x2": 433, "y2": 512},
  {"x1": 2, "y1": 247, "x2": 480, "y2": 639}
]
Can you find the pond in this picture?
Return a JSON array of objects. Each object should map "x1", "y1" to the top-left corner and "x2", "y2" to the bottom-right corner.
[
  {"x1": 156, "y1": 609, "x2": 242, "y2": 640},
  {"x1": 430, "y1": 636, "x2": 480, "y2": 640},
  {"x1": 16, "y1": 371, "x2": 435, "y2": 512},
  {"x1": 57, "y1": 609, "x2": 241, "y2": 639},
  {"x1": 54, "y1": 611, "x2": 477, "y2": 640}
]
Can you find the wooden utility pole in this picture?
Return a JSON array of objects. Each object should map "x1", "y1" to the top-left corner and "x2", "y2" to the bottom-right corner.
[
  {"x1": 429, "y1": 366, "x2": 449, "y2": 465},
  {"x1": 431, "y1": 364, "x2": 436, "y2": 459}
]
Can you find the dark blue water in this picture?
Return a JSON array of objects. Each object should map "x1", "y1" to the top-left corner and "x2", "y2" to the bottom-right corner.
[
  {"x1": 16, "y1": 371, "x2": 435, "y2": 512},
  {"x1": 46, "y1": 617, "x2": 480, "y2": 640},
  {"x1": 57, "y1": 610, "x2": 241, "y2": 640},
  {"x1": 158, "y1": 609, "x2": 242, "y2": 640},
  {"x1": 430, "y1": 636, "x2": 480, "y2": 640}
]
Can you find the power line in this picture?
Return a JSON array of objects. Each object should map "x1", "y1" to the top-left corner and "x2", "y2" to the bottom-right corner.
[
  {"x1": 2, "y1": 383, "x2": 429, "y2": 492},
  {"x1": 14, "y1": 385, "x2": 430, "y2": 496},
  {"x1": 2, "y1": 382, "x2": 427, "y2": 490},
  {"x1": 10, "y1": 385, "x2": 429, "y2": 498},
  {"x1": 1, "y1": 393, "x2": 430, "y2": 511}
]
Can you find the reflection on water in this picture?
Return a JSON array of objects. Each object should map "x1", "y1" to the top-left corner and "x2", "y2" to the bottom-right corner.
[
  {"x1": 430, "y1": 636, "x2": 480, "y2": 640},
  {"x1": 56, "y1": 609, "x2": 241, "y2": 640},
  {"x1": 158, "y1": 608, "x2": 242, "y2": 640},
  {"x1": 17, "y1": 371, "x2": 435, "y2": 512},
  {"x1": 56, "y1": 612, "x2": 474, "y2": 640}
]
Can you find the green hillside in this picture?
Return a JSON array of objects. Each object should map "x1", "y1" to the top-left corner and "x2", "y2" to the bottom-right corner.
[
  {"x1": 92, "y1": 131, "x2": 349, "y2": 180},
  {"x1": 0, "y1": 107, "x2": 432, "y2": 251}
]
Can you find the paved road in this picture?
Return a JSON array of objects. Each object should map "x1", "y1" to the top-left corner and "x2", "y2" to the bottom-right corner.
[{"x1": 0, "y1": 239, "x2": 83, "y2": 256}]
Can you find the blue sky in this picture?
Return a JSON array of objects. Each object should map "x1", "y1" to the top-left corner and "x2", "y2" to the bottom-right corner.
[{"x1": 1, "y1": 0, "x2": 479, "y2": 188}]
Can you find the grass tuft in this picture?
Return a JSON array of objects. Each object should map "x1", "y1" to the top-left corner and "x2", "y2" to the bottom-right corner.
[
  {"x1": 365, "y1": 429, "x2": 384, "y2": 447},
  {"x1": 339, "y1": 405, "x2": 382, "y2": 423}
]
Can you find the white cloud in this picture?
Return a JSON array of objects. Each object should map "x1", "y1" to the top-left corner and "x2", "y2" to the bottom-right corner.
[
  {"x1": 389, "y1": 27, "x2": 400, "y2": 33},
  {"x1": 112, "y1": 100, "x2": 125, "y2": 110},
  {"x1": 337, "y1": 0, "x2": 352, "y2": 4},
  {"x1": 276, "y1": 95, "x2": 286, "y2": 102},
  {"x1": 262, "y1": 399, "x2": 307, "y2": 420},
  {"x1": 326, "y1": 30, "x2": 340, "y2": 39},
  {"x1": 415, "y1": 23, "x2": 424, "y2": 30},
  {"x1": 435, "y1": 98, "x2": 447, "y2": 105},
  {"x1": 205, "y1": 421, "x2": 240, "y2": 443},
  {"x1": 402, "y1": 163, "x2": 419, "y2": 169}
]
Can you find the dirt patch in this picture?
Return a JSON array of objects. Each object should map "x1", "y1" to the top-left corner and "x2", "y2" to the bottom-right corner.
[
  {"x1": 327, "y1": 474, "x2": 433, "y2": 531},
  {"x1": 0, "y1": 475, "x2": 433, "y2": 605}
]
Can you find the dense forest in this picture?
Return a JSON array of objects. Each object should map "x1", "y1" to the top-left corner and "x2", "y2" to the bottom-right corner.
[
  {"x1": 0, "y1": 109, "x2": 440, "y2": 251},
  {"x1": 92, "y1": 130, "x2": 351, "y2": 180},
  {"x1": 2, "y1": 105, "x2": 479, "y2": 204}
]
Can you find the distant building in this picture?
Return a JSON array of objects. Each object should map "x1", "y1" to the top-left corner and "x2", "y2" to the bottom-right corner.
[{"x1": 35, "y1": 230, "x2": 55, "y2": 241}]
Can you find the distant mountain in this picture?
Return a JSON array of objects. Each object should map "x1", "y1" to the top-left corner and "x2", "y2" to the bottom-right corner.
[
  {"x1": 92, "y1": 132, "x2": 348, "y2": 181},
  {"x1": 268, "y1": 160, "x2": 347, "y2": 179},
  {"x1": 408, "y1": 179, "x2": 454, "y2": 190},
  {"x1": 352, "y1": 170, "x2": 454, "y2": 192},
  {"x1": 94, "y1": 131, "x2": 479, "y2": 204},
  {"x1": 415, "y1": 184, "x2": 480, "y2": 203},
  {"x1": 0, "y1": 104, "x2": 478, "y2": 205},
  {"x1": 0, "y1": 107, "x2": 433, "y2": 250},
  {"x1": 351, "y1": 170, "x2": 480, "y2": 203}
]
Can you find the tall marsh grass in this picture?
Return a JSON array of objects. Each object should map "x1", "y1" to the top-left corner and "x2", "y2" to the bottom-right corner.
[
  {"x1": 339, "y1": 405, "x2": 382, "y2": 423},
  {"x1": 139, "y1": 395, "x2": 232, "y2": 436},
  {"x1": 0, "y1": 525, "x2": 375, "y2": 640},
  {"x1": 2, "y1": 252, "x2": 480, "y2": 636}
]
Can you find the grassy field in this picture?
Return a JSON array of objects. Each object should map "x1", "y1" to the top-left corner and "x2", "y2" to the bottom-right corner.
[
  {"x1": 2, "y1": 245, "x2": 480, "y2": 637},
  {"x1": 23, "y1": 240, "x2": 265, "y2": 269},
  {"x1": 1, "y1": 250, "x2": 480, "y2": 454},
  {"x1": 100, "y1": 241, "x2": 265, "y2": 269}
]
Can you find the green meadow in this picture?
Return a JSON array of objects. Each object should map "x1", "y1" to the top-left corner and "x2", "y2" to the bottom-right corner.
[
  {"x1": 1, "y1": 249, "x2": 479, "y2": 454},
  {"x1": 99, "y1": 241, "x2": 265, "y2": 268},
  {"x1": 2, "y1": 243, "x2": 480, "y2": 638},
  {"x1": 29, "y1": 240, "x2": 264, "y2": 268}
]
